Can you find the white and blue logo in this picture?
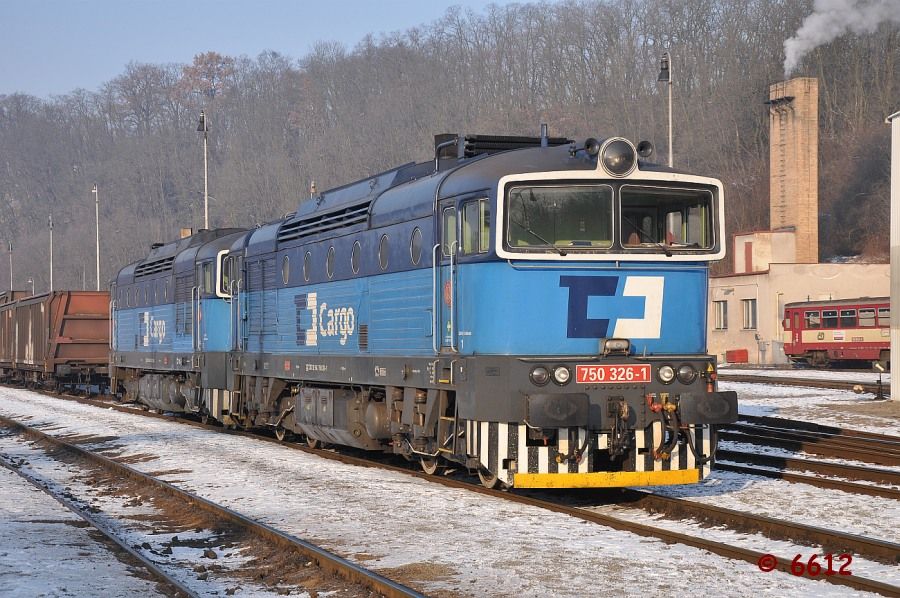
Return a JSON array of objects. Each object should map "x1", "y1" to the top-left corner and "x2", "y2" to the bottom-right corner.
[{"x1": 560, "y1": 275, "x2": 664, "y2": 339}]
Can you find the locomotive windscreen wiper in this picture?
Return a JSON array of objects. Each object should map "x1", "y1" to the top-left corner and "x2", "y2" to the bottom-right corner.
[
  {"x1": 510, "y1": 219, "x2": 568, "y2": 256},
  {"x1": 623, "y1": 216, "x2": 672, "y2": 257},
  {"x1": 509, "y1": 190, "x2": 567, "y2": 256}
]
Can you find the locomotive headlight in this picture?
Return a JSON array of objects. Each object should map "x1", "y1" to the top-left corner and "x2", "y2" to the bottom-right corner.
[
  {"x1": 657, "y1": 365, "x2": 676, "y2": 384},
  {"x1": 676, "y1": 364, "x2": 697, "y2": 384},
  {"x1": 600, "y1": 138, "x2": 637, "y2": 177},
  {"x1": 552, "y1": 365, "x2": 571, "y2": 385},
  {"x1": 530, "y1": 366, "x2": 550, "y2": 386}
]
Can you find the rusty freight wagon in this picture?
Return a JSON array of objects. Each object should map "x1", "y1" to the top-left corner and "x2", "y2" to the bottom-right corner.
[{"x1": 0, "y1": 291, "x2": 110, "y2": 389}]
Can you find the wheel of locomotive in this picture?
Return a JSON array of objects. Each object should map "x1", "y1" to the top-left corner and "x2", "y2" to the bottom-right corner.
[
  {"x1": 419, "y1": 456, "x2": 440, "y2": 475},
  {"x1": 200, "y1": 413, "x2": 210, "y2": 425},
  {"x1": 477, "y1": 467, "x2": 500, "y2": 489},
  {"x1": 306, "y1": 437, "x2": 326, "y2": 449},
  {"x1": 274, "y1": 427, "x2": 287, "y2": 442}
]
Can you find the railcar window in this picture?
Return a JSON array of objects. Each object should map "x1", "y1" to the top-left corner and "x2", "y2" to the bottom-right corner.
[
  {"x1": 822, "y1": 310, "x2": 838, "y2": 328},
  {"x1": 859, "y1": 308, "x2": 875, "y2": 327},
  {"x1": 878, "y1": 307, "x2": 890, "y2": 327},
  {"x1": 805, "y1": 311, "x2": 821, "y2": 329},
  {"x1": 410, "y1": 227, "x2": 422, "y2": 265},
  {"x1": 351, "y1": 241, "x2": 361, "y2": 274},
  {"x1": 326, "y1": 246, "x2": 335, "y2": 279},
  {"x1": 462, "y1": 199, "x2": 490, "y2": 254},
  {"x1": 840, "y1": 309, "x2": 856, "y2": 327},
  {"x1": 793, "y1": 312, "x2": 800, "y2": 329},
  {"x1": 506, "y1": 185, "x2": 612, "y2": 251},
  {"x1": 621, "y1": 186, "x2": 713, "y2": 249}
]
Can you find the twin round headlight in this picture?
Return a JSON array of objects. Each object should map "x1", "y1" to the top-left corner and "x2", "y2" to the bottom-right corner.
[
  {"x1": 657, "y1": 364, "x2": 698, "y2": 384},
  {"x1": 530, "y1": 365, "x2": 571, "y2": 386}
]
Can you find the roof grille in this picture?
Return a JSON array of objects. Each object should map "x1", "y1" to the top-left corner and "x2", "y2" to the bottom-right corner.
[
  {"x1": 278, "y1": 201, "x2": 371, "y2": 243},
  {"x1": 135, "y1": 256, "x2": 175, "y2": 278},
  {"x1": 435, "y1": 133, "x2": 571, "y2": 163}
]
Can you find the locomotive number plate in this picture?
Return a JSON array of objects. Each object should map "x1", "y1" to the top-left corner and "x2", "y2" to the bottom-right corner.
[{"x1": 576, "y1": 364, "x2": 651, "y2": 384}]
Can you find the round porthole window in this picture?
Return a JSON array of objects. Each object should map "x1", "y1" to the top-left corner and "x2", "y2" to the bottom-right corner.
[
  {"x1": 303, "y1": 251, "x2": 311, "y2": 282},
  {"x1": 326, "y1": 246, "x2": 335, "y2": 279},
  {"x1": 282, "y1": 255, "x2": 290, "y2": 285},
  {"x1": 379, "y1": 234, "x2": 389, "y2": 271},
  {"x1": 351, "y1": 241, "x2": 361, "y2": 274},
  {"x1": 410, "y1": 227, "x2": 422, "y2": 265}
]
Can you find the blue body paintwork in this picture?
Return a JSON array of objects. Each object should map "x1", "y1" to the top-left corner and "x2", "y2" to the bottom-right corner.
[{"x1": 231, "y1": 259, "x2": 707, "y2": 358}]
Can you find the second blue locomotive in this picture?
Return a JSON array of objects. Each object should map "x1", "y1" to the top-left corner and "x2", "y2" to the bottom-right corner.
[{"x1": 111, "y1": 132, "x2": 737, "y2": 488}]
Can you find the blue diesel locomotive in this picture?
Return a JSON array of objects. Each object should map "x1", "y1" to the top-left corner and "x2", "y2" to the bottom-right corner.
[{"x1": 111, "y1": 133, "x2": 737, "y2": 488}]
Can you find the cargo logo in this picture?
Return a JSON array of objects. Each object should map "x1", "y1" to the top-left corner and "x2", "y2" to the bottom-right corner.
[
  {"x1": 294, "y1": 292, "x2": 356, "y2": 346},
  {"x1": 140, "y1": 311, "x2": 167, "y2": 346},
  {"x1": 560, "y1": 276, "x2": 664, "y2": 339}
]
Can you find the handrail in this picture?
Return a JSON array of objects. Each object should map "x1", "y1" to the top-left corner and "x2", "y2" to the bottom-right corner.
[
  {"x1": 190, "y1": 286, "x2": 198, "y2": 352},
  {"x1": 449, "y1": 240, "x2": 458, "y2": 353},
  {"x1": 431, "y1": 243, "x2": 440, "y2": 354}
]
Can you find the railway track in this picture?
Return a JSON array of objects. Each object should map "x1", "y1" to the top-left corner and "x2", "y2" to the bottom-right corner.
[
  {"x1": 3, "y1": 390, "x2": 898, "y2": 596},
  {"x1": 0, "y1": 456, "x2": 197, "y2": 598},
  {"x1": 0, "y1": 413, "x2": 423, "y2": 598},
  {"x1": 717, "y1": 373, "x2": 890, "y2": 398},
  {"x1": 719, "y1": 419, "x2": 900, "y2": 467}
]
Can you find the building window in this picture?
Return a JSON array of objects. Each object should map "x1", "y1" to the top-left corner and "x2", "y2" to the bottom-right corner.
[
  {"x1": 741, "y1": 298, "x2": 757, "y2": 330},
  {"x1": 713, "y1": 300, "x2": 727, "y2": 330}
]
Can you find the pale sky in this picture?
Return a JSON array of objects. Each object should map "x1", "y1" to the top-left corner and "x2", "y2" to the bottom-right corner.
[{"x1": 1, "y1": 0, "x2": 538, "y2": 98}]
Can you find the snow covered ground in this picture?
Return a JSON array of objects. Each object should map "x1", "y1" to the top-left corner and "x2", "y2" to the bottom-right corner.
[
  {"x1": 0, "y1": 463, "x2": 166, "y2": 597},
  {"x1": 0, "y1": 387, "x2": 895, "y2": 597},
  {"x1": 720, "y1": 366, "x2": 890, "y2": 385}
]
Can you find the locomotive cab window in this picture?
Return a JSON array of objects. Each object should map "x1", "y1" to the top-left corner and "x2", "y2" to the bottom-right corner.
[
  {"x1": 461, "y1": 199, "x2": 490, "y2": 255},
  {"x1": 621, "y1": 186, "x2": 713, "y2": 249},
  {"x1": 505, "y1": 185, "x2": 612, "y2": 252},
  {"x1": 441, "y1": 207, "x2": 457, "y2": 257}
]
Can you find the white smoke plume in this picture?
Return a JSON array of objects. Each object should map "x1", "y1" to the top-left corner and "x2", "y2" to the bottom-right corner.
[{"x1": 784, "y1": 0, "x2": 900, "y2": 77}]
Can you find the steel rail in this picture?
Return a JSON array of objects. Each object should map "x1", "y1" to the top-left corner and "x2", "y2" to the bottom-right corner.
[
  {"x1": 715, "y1": 460, "x2": 900, "y2": 500},
  {"x1": 717, "y1": 449, "x2": 900, "y2": 485},
  {"x1": 0, "y1": 457, "x2": 198, "y2": 598},
  {"x1": 618, "y1": 489, "x2": 900, "y2": 565},
  {"x1": 0, "y1": 414, "x2": 423, "y2": 598},
  {"x1": 718, "y1": 430, "x2": 900, "y2": 467},
  {"x1": 724, "y1": 422, "x2": 900, "y2": 453},
  {"x1": 718, "y1": 373, "x2": 890, "y2": 398},
  {"x1": 739, "y1": 414, "x2": 900, "y2": 444},
  {"x1": 6, "y1": 390, "x2": 900, "y2": 596}
]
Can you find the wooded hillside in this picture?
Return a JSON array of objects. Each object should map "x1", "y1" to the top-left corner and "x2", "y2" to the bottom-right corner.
[{"x1": 1, "y1": 0, "x2": 896, "y2": 289}]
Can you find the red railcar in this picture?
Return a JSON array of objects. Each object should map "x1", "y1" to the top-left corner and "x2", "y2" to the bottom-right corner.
[
  {"x1": 782, "y1": 297, "x2": 890, "y2": 368},
  {"x1": 0, "y1": 290, "x2": 110, "y2": 387}
]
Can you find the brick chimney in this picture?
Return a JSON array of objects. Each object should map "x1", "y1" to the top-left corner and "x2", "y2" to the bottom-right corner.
[{"x1": 768, "y1": 77, "x2": 819, "y2": 263}]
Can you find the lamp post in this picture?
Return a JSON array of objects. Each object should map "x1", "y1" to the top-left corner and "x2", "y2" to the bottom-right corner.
[
  {"x1": 92, "y1": 184, "x2": 100, "y2": 291},
  {"x1": 657, "y1": 51, "x2": 673, "y2": 168},
  {"x1": 26, "y1": 277, "x2": 33, "y2": 296},
  {"x1": 197, "y1": 110, "x2": 209, "y2": 230},
  {"x1": 7, "y1": 241, "x2": 11, "y2": 290},
  {"x1": 48, "y1": 214, "x2": 53, "y2": 292}
]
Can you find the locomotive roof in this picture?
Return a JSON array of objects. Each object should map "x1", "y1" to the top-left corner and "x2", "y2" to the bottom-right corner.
[
  {"x1": 785, "y1": 297, "x2": 890, "y2": 309},
  {"x1": 116, "y1": 228, "x2": 244, "y2": 285}
]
